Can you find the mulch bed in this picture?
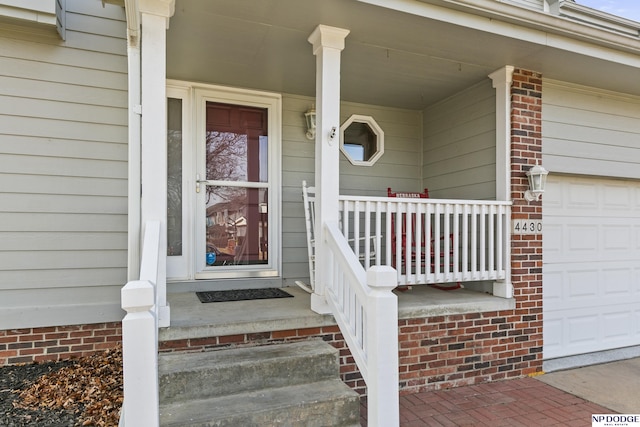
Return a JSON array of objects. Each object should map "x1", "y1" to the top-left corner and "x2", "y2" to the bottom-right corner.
[{"x1": 0, "y1": 346, "x2": 123, "y2": 426}]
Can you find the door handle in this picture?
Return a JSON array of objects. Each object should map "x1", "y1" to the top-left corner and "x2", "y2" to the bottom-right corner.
[{"x1": 196, "y1": 174, "x2": 208, "y2": 193}]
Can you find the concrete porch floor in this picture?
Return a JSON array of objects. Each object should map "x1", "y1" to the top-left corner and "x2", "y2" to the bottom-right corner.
[{"x1": 161, "y1": 284, "x2": 514, "y2": 342}]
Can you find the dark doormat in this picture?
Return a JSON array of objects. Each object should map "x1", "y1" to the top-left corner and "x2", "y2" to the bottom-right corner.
[{"x1": 196, "y1": 288, "x2": 294, "y2": 303}]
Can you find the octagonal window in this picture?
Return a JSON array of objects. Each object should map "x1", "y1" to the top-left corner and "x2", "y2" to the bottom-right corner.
[{"x1": 340, "y1": 114, "x2": 384, "y2": 166}]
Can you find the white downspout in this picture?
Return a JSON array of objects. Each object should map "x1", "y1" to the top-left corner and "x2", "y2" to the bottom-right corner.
[{"x1": 126, "y1": 29, "x2": 141, "y2": 282}]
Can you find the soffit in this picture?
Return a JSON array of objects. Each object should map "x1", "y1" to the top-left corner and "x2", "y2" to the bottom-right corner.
[{"x1": 166, "y1": 0, "x2": 640, "y2": 110}]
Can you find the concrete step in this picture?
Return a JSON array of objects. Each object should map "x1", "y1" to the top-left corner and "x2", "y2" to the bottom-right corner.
[
  {"x1": 159, "y1": 340, "x2": 340, "y2": 403},
  {"x1": 159, "y1": 379, "x2": 360, "y2": 427}
]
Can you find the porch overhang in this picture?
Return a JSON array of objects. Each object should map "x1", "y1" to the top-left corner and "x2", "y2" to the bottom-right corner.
[{"x1": 155, "y1": 0, "x2": 640, "y2": 112}]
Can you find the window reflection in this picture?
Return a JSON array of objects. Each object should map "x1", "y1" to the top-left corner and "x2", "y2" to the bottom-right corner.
[
  {"x1": 343, "y1": 122, "x2": 376, "y2": 162},
  {"x1": 205, "y1": 188, "x2": 268, "y2": 266}
]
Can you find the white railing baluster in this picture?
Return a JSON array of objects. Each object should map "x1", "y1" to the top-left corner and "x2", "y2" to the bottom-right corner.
[
  {"x1": 415, "y1": 203, "x2": 424, "y2": 283},
  {"x1": 353, "y1": 200, "x2": 361, "y2": 259},
  {"x1": 488, "y1": 205, "x2": 495, "y2": 279},
  {"x1": 385, "y1": 201, "x2": 392, "y2": 271},
  {"x1": 426, "y1": 203, "x2": 433, "y2": 282},
  {"x1": 480, "y1": 205, "x2": 486, "y2": 280},
  {"x1": 403, "y1": 203, "x2": 411, "y2": 283},
  {"x1": 411, "y1": 203, "x2": 419, "y2": 284},
  {"x1": 375, "y1": 201, "x2": 382, "y2": 266},
  {"x1": 453, "y1": 204, "x2": 460, "y2": 282},
  {"x1": 365, "y1": 201, "x2": 371, "y2": 267},
  {"x1": 496, "y1": 205, "x2": 503, "y2": 276},
  {"x1": 396, "y1": 204, "x2": 403, "y2": 279},
  {"x1": 471, "y1": 205, "x2": 478, "y2": 280},
  {"x1": 434, "y1": 203, "x2": 441, "y2": 282},
  {"x1": 444, "y1": 204, "x2": 451, "y2": 282},
  {"x1": 462, "y1": 204, "x2": 469, "y2": 281}
]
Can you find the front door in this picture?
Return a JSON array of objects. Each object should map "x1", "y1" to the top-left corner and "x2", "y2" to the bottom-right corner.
[{"x1": 167, "y1": 82, "x2": 281, "y2": 282}]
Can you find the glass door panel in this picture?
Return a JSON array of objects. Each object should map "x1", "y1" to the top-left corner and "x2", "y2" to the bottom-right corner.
[
  {"x1": 205, "y1": 187, "x2": 268, "y2": 266},
  {"x1": 198, "y1": 101, "x2": 270, "y2": 275}
]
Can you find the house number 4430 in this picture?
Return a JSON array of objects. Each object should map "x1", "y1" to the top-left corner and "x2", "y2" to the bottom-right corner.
[{"x1": 512, "y1": 220, "x2": 542, "y2": 235}]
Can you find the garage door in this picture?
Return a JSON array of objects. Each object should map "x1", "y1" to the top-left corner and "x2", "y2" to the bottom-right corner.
[{"x1": 543, "y1": 175, "x2": 640, "y2": 360}]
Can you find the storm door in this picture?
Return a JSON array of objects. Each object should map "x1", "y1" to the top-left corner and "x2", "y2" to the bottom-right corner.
[{"x1": 195, "y1": 92, "x2": 279, "y2": 279}]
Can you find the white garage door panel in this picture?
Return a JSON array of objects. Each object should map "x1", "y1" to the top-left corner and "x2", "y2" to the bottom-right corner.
[
  {"x1": 546, "y1": 305, "x2": 640, "y2": 359},
  {"x1": 544, "y1": 175, "x2": 640, "y2": 359},
  {"x1": 544, "y1": 264, "x2": 639, "y2": 311}
]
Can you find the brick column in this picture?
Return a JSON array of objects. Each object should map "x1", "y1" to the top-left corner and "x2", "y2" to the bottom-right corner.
[{"x1": 510, "y1": 69, "x2": 543, "y2": 374}]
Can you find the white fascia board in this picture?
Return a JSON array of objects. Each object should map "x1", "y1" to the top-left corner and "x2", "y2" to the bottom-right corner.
[{"x1": 358, "y1": 0, "x2": 640, "y2": 67}]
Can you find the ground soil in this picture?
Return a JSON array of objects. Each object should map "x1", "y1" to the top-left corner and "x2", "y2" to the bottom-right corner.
[{"x1": 0, "y1": 346, "x2": 122, "y2": 427}]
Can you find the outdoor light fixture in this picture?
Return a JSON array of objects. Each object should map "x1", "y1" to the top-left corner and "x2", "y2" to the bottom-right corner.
[
  {"x1": 524, "y1": 161, "x2": 549, "y2": 201},
  {"x1": 304, "y1": 106, "x2": 316, "y2": 140}
]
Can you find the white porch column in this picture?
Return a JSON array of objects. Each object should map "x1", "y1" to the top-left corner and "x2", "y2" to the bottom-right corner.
[
  {"x1": 489, "y1": 66, "x2": 514, "y2": 298},
  {"x1": 308, "y1": 25, "x2": 350, "y2": 314},
  {"x1": 139, "y1": 0, "x2": 175, "y2": 326}
]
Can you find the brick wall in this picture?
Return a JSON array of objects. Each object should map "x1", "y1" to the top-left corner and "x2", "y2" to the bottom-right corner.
[{"x1": 0, "y1": 323, "x2": 122, "y2": 366}]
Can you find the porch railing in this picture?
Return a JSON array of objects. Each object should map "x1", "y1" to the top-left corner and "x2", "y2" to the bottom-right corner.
[
  {"x1": 338, "y1": 196, "x2": 512, "y2": 287},
  {"x1": 120, "y1": 220, "x2": 161, "y2": 427},
  {"x1": 323, "y1": 221, "x2": 399, "y2": 427}
]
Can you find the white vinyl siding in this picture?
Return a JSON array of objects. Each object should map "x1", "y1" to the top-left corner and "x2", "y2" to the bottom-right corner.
[
  {"x1": 542, "y1": 80, "x2": 640, "y2": 179},
  {"x1": 0, "y1": 0, "x2": 127, "y2": 329},
  {"x1": 422, "y1": 80, "x2": 496, "y2": 200},
  {"x1": 281, "y1": 95, "x2": 423, "y2": 285}
]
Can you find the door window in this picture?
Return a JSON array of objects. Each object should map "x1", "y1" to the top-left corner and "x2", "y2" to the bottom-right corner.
[{"x1": 203, "y1": 102, "x2": 269, "y2": 267}]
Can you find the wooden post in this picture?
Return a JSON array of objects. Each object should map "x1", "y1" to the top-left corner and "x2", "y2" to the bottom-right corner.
[
  {"x1": 366, "y1": 266, "x2": 399, "y2": 427},
  {"x1": 308, "y1": 25, "x2": 350, "y2": 314},
  {"x1": 121, "y1": 280, "x2": 158, "y2": 427}
]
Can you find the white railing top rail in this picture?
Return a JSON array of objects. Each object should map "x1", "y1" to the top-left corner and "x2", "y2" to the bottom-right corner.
[{"x1": 340, "y1": 194, "x2": 512, "y2": 207}]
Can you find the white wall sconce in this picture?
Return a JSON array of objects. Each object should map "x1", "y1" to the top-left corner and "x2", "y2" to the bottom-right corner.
[
  {"x1": 524, "y1": 161, "x2": 549, "y2": 201},
  {"x1": 304, "y1": 106, "x2": 316, "y2": 140}
]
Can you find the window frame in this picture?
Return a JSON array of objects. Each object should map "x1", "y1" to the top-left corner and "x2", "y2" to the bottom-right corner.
[{"x1": 339, "y1": 114, "x2": 384, "y2": 166}]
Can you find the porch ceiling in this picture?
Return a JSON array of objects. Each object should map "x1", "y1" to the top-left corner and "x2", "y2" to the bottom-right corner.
[{"x1": 166, "y1": 0, "x2": 640, "y2": 110}]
